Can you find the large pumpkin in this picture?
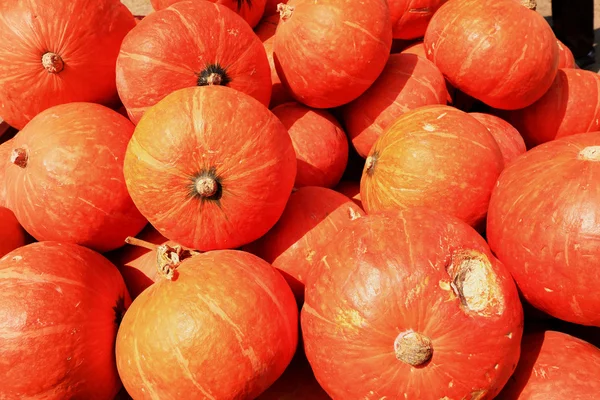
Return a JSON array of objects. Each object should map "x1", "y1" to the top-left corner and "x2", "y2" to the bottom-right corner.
[
  {"x1": 116, "y1": 249, "x2": 298, "y2": 399},
  {"x1": 497, "y1": 330, "x2": 600, "y2": 399},
  {"x1": 151, "y1": 0, "x2": 266, "y2": 28},
  {"x1": 0, "y1": 138, "x2": 13, "y2": 208},
  {"x1": 471, "y1": 113, "x2": 526, "y2": 166},
  {"x1": 244, "y1": 186, "x2": 364, "y2": 302},
  {"x1": 116, "y1": 1, "x2": 271, "y2": 124},
  {"x1": 0, "y1": 0, "x2": 135, "y2": 130},
  {"x1": 393, "y1": 0, "x2": 448, "y2": 40},
  {"x1": 0, "y1": 241, "x2": 130, "y2": 399},
  {"x1": 343, "y1": 53, "x2": 447, "y2": 158},
  {"x1": 505, "y1": 69, "x2": 600, "y2": 147},
  {"x1": 424, "y1": 0, "x2": 558, "y2": 110},
  {"x1": 302, "y1": 208, "x2": 524, "y2": 398},
  {"x1": 0, "y1": 207, "x2": 26, "y2": 257},
  {"x1": 487, "y1": 132, "x2": 600, "y2": 326},
  {"x1": 5, "y1": 103, "x2": 147, "y2": 253},
  {"x1": 124, "y1": 86, "x2": 296, "y2": 251},
  {"x1": 272, "y1": 102, "x2": 348, "y2": 188},
  {"x1": 273, "y1": 0, "x2": 392, "y2": 108},
  {"x1": 361, "y1": 105, "x2": 504, "y2": 228}
]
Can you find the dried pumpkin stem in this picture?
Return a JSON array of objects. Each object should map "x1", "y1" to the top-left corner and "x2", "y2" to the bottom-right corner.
[
  {"x1": 195, "y1": 176, "x2": 218, "y2": 197},
  {"x1": 277, "y1": 3, "x2": 295, "y2": 20},
  {"x1": 394, "y1": 331, "x2": 433, "y2": 366},
  {"x1": 520, "y1": 0, "x2": 536, "y2": 10},
  {"x1": 205, "y1": 73, "x2": 223, "y2": 86},
  {"x1": 155, "y1": 244, "x2": 201, "y2": 281},
  {"x1": 42, "y1": 52, "x2": 64, "y2": 74},
  {"x1": 125, "y1": 236, "x2": 158, "y2": 251},
  {"x1": 10, "y1": 148, "x2": 28, "y2": 168}
]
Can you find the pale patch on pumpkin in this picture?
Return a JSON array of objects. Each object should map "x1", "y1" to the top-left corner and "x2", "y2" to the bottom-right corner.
[
  {"x1": 423, "y1": 123, "x2": 436, "y2": 132},
  {"x1": 544, "y1": 287, "x2": 554, "y2": 292},
  {"x1": 348, "y1": 207, "x2": 361, "y2": 221},
  {"x1": 335, "y1": 308, "x2": 366, "y2": 329},
  {"x1": 305, "y1": 249, "x2": 316, "y2": 263},
  {"x1": 470, "y1": 389, "x2": 488, "y2": 400},
  {"x1": 578, "y1": 146, "x2": 600, "y2": 161},
  {"x1": 404, "y1": 276, "x2": 430, "y2": 306}
]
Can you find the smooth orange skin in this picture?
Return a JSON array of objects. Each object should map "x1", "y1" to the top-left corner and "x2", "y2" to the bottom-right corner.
[
  {"x1": 471, "y1": 113, "x2": 526, "y2": 166},
  {"x1": 124, "y1": 86, "x2": 297, "y2": 251},
  {"x1": 0, "y1": 241, "x2": 131, "y2": 399},
  {"x1": 487, "y1": 133, "x2": 600, "y2": 326},
  {"x1": 506, "y1": 69, "x2": 600, "y2": 148},
  {"x1": 424, "y1": 0, "x2": 558, "y2": 110},
  {"x1": 361, "y1": 105, "x2": 504, "y2": 228},
  {"x1": 302, "y1": 209, "x2": 523, "y2": 399},
  {"x1": 0, "y1": 0, "x2": 135, "y2": 130},
  {"x1": 0, "y1": 138, "x2": 13, "y2": 208},
  {"x1": 5, "y1": 103, "x2": 147, "y2": 253},
  {"x1": 151, "y1": 0, "x2": 267, "y2": 28},
  {"x1": 393, "y1": 0, "x2": 448, "y2": 40},
  {"x1": 401, "y1": 42, "x2": 455, "y2": 103},
  {"x1": 343, "y1": 53, "x2": 447, "y2": 158},
  {"x1": 557, "y1": 40, "x2": 576, "y2": 69},
  {"x1": 272, "y1": 102, "x2": 348, "y2": 188},
  {"x1": 116, "y1": 250, "x2": 298, "y2": 399},
  {"x1": 334, "y1": 180, "x2": 363, "y2": 210},
  {"x1": 0, "y1": 207, "x2": 26, "y2": 257},
  {"x1": 116, "y1": 1, "x2": 271, "y2": 124},
  {"x1": 244, "y1": 187, "x2": 364, "y2": 302},
  {"x1": 255, "y1": 15, "x2": 294, "y2": 109},
  {"x1": 273, "y1": 0, "x2": 393, "y2": 108},
  {"x1": 497, "y1": 330, "x2": 600, "y2": 399}
]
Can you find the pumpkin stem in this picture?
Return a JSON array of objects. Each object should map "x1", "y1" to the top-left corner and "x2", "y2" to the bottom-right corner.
[
  {"x1": 277, "y1": 3, "x2": 295, "y2": 20},
  {"x1": 365, "y1": 153, "x2": 378, "y2": 177},
  {"x1": 195, "y1": 176, "x2": 218, "y2": 197},
  {"x1": 156, "y1": 244, "x2": 200, "y2": 281},
  {"x1": 578, "y1": 146, "x2": 600, "y2": 161},
  {"x1": 42, "y1": 52, "x2": 64, "y2": 74},
  {"x1": 520, "y1": 0, "x2": 536, "y2": 10},
  {"x1": 125, "y1": 236, "x2": 158, "y2": 251},
  {"x1": 205, "y1": 73, "x2": 223, "y2": 86},
  {"x1": 10, "y1": 148, "x2": 28, "y2": 168},
  {"x1": 394, "y1": 331, "x2": 433, "y2": 366}
]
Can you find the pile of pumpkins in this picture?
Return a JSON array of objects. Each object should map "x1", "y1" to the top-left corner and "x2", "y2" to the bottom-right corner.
[{"x1": 1, "y1": 0, "x2": 600, "y2": 398}]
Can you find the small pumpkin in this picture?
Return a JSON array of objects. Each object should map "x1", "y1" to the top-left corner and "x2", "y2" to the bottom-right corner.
[
  {"x1": 151, "y1": 0, "x2": 266, "y2": 28},
  {"x1": 393, "y1": 0, "x2": 449, "y2": 40},
  {"x1": 471, "y1": 113, "x2": 526, "y2": 166},
  {"x1": 0, "y1": 207, "x2": 27, "y2": 257}
]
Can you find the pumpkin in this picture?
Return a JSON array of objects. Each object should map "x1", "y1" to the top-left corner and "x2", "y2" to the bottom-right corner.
[
  {"x1": 124, "y1": 86, "x2": 296, "y2": 251},
  {"x1": 505, "y1": 69, "x2": 600, "y2": 147},
  {"x1": 360, "y1": 105, "x2": 504, "y2": 228},
  {"x1": 273, "y1": 0, "x2": 393, "y2": 108},
  {"x1": 244, "y1": 186, "x2": 364, "y2": 302},
  {"x1": 423, "y1": 0, "x2": 558, "y2": 110},
  {"x1": 5, "y1": 103, "x2": 147, "y2": 253},
  {"x1": 0, "y1": 0, "x2": 135, "y2": 130},
  {"x1": 470, "y1": 113, "x2": 526, "y2": 165},
  {"x1": 497, "y1": 330, "x2": 600, "y2": 399},
  {"x1": 0, "y1": 138, "x2": 13, "y2": 208},
  {"x1": 116, "y1": 1, "x2": 271, "y2": 124},
  {"x1": 272, "y1": 102, "x2": 348, "y2": 188},
  {"x1": 255, "y1": 15, "x2": 294, "y2": 109},
  {"x1": 557, "y1": 40, "x2": 576, "y2": 69},
  {"x1": 151, "y1": 0, "x2": 266, "y2": 28},
  {"x1": 0, "y1": 241, "x2": 130, "y2": 399},
  {"x1": 0, "y1": 207, "x2": 26, "y2": 257},
  {"x1": 393, "y1": 0, "x2": 449, "y2": 40},
  {"x1": 487, "y1": 132, "x2": 600, "y2": 326},
  {"x1": 302, "y1": 208, "x2": 524, "y2": 398},
  {"x1": 343, "y1": 53, "x2": 447, "y2": 158},
  {"x1": 334, "y1": 181, "x2": 363, "y2": 210},
  {"x1": 116, "y1": 249, "x2": 298, "y2": 399}
]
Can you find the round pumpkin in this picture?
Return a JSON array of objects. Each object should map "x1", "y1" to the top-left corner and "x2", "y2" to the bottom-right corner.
[
  {"x1": 393, "y1": 0, "x2": 448, "y2": 40},
  {"x1": 151, "y1": 0, "x2": 266, "y2": 28},
  {"x1": 497, "y1": 330, "x2": 600, "y2": 399},
  {"x1": 116, "y1": 249, "x2": 298, "y2": 399},
  {"x1": 244, "y1": 186, "x2": 364, "y2": 302},
  {"x1": 343, "y1": 53, "x2": 447, "y2": 158},
  {"x1": 273, "y1": 0, "x2": 393, "y2": 108},
  {"x1": 334, "y1": 181, "x2": 363, "y2": 210},
  {"x1": 487, "y1": 132, "x2": 600, "y2": 326},
  {"x1": 0, "y1": 207, "x2": 26, "y2": 257},
  {"x1": 0, "y1": 0, "x2": 135, "y2": 130},
  {"x1": 471, "y1": 113, "x2": 526, "y2": 166},
  {"x1": 423, "y1": 0, "x2": 558, "y2": 110},
  {"x1": 0, "y1": 137, "x2": 13, "y2": 208},
  {"x1": 360, "y1": 105, "x2": 504, "y2": 228},
  {"x1": 302, "y1": 208, "x2": 524, "y2": 398},
  {"x1": 5, "y1": 103, "x2": 147, "y2": 253},
  {"x1": 506, "y1": 69, "x2": 600, "y2": 147},
  {"x1": 124, "y1": 86, "x2": 296, "y2": 251},
  {"x1": 272, "y1": 102, "x2": 348, "y2": 188},
  {"x1": 557, "y1": 40, "x2": 576, "y2": 69},
  {"x1": 0, "y1": 241, "x2": 130, "y2": 399},
  {"x1": 116, "y1": 1, "x2": 271, "y2": 124},
  {"x1": 255, "y1": 15, "x2": 294, "y2": 109}
]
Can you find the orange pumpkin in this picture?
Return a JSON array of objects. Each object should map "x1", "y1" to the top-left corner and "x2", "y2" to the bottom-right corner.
[{"x1": 151, "y1": 0, "x2": 266, "y2": 28}]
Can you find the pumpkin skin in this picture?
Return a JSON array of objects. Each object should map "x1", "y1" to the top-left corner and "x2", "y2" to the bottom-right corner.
[
  {"x1": 401, "y1": 42, "x2": 455, "y2": 103},
  {"x1": 302, "y1": 208, "x2": 524, "y2": 399},
  {"x1": 360, "y1": 105, "x2": 504, "y2": 228},
  {"x1": 557, "y1": 40, "x2": 576, "y2": 69},
  {"x1": 5, "y1": 103, "x2": 147, "y2": 253},
  {"x1": 334, "y1": 180, "x2": 363, "y2": 210},
  {"x1": 0, "y1": 207, "x2": 26, "y2": 257},
  {"x1": 0, "y1": 241, "x2": 130, "y2": 399},
  {"x1": 424, "y1": 0, "x2": 558, "y2": 110},
  {"x1": 0, "y1": 138, "x2": 13, "y2": 208},
  {"x1": 151, "y1": 0, "x2": 266, "y2": 28},
  {"x1": 255, "y1": 15, "x2": 294, "y2": 109},
  {"x1": 244, "y1": 186, "x2": 364, "y2": 302},
  {"x1": 471, "y1": 113, "x2": 526, "y2": 166},
  {"x1": 116, "y1": 1, "x2": 271, "y2": 124},
  {"x1": 0, "y1": 0, "x2": 135, "y2": 130},
  {"x1": 116, "y1": 250, "x2": 298, "y2": 399},
  {"x1": 497, "y1": 330, "x2": 600, "y2": 399},
  {"x1": 343, "y1": 53, "x2": 447, "y2": 158},
  {"x1": 124, "y1": 86, "x2": 296, "y2": 251},
  {"x1": 393, "y1": 0, "x2": 448, "y2": 40},
  {"x1": 505, "y1": 69, "x2": 600, "y2": 148},
  {"x1": 273, "y1": 0, "x2": 393, "y2": 108},
  {"x1": 487, "y1": 133, "x2": 600, "y2": 326},
  {"x1": 272, "y1": 102, "x2": 348, "y2": 188}
]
